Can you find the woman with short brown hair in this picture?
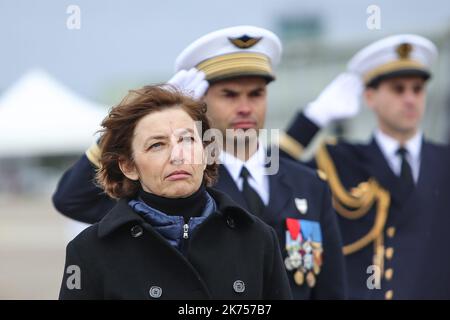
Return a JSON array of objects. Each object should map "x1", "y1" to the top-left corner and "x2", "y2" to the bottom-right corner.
[
  {"x1": 59, "y1": 85, "x2": 291, "y2": 300},
  {"x1": 96, "y1": 85, "x2": 218, "y2": 199}
]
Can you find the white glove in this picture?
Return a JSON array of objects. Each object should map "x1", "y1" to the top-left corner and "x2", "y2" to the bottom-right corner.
[
  {"x1": 304, "y1": 72, "x2": 363, "y2": 127},
  {"x1": 166, "y1": 68, "x2": 209, "y2": 100}
]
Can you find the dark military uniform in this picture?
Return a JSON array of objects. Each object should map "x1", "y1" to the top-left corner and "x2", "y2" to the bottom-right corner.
[
  {"x1": 53, "y1": 152, "x2": 347, "y2": 299},
  {"x1": 281, "y1": 112, "x2": 450, "y2": 299}
]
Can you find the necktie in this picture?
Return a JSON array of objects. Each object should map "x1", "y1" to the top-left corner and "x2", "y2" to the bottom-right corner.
[
  {"x1": 396, "y1": 147, "x2": 415, "y2": 193},
  {"x1": 240, "y1": 166, "x2": 265, "y2": 216}
]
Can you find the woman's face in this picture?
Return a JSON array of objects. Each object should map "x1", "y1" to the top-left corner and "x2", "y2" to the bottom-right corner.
[{"x1": 119, "y1": 107, "x2": 206, "y2": 198}]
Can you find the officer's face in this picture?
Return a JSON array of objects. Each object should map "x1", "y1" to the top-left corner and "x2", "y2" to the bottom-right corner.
[
  {"x1": 119, "y1": 107, "x2": 206, "y2": 198},
  {"x1": 365, "y1": 76, "x2": 426, "y2": 136},
  {"x1": 203, "y1": 77, "x2": 267, "y2": 145}
]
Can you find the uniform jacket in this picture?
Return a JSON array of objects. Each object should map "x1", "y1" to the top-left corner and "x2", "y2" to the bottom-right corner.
[{"x1": 283, "y1": 112, "x2": 450, "y2": 299}]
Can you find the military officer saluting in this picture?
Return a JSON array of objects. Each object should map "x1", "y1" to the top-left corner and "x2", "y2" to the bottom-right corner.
[
  {"x1": 281, "y1": 34, "x2": 450, "y2": 299},
  {"x1": 53, "y1": 26, "x2": 347, "y2": 299}
]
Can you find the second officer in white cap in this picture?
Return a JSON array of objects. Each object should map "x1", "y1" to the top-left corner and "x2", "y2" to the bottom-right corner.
[
  {"x1": 281, "y1": 34, "x2": 450, "y2": 299},
  {"x1": 171, "y1": 25, "x2": 347, "y2": 299}
]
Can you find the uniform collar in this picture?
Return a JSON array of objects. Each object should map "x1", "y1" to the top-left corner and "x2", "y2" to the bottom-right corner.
[
  {"x1": 97, "y1": 188, "x2": 255, "y2": 239},
  {"x1": 374, "y1": 128, "x2": 422, "y2": 163},
  {"x1": 219, "y1": 144, "x2": 267, "y2": 186}
]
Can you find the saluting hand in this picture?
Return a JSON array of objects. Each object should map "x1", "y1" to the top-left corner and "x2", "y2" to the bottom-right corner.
[
  {"x1": 166, "y1": 68, "x2": 209, "y2": 100},
  {"x1": 304, "y1": 72, "x2": 363, "y2": 127}
]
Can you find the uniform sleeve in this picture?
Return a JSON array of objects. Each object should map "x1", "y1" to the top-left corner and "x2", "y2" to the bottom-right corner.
[
  {"x1": 312, "y1": 182, "x2": 348, "y2": 299},
  {"x1": 279, "y1": 111, "x2": 321, "y2": 161},
  {"x1": 286, "y1": 112, "x2": 321, "y2": 149},
  {"x1": 264, "y1": 227, "x2": 293, "y2": 300},
  {"x1": 59, "y1": 241, "x2": 101, "y2": 300},
  {"x1": 52, "y1": 154, "x2": 116, "y2": 224}
]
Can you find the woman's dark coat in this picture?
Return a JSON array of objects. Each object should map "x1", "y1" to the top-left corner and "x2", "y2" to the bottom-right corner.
[{"x1": 59, "y1": 188, "x2": 292, "y2": 300}]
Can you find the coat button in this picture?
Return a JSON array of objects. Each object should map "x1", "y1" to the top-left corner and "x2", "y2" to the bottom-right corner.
[
  {"x1": 226, "y1": 217, "x2": 235, "y2": 229},
  {"x1": 131, "y1": 225, "x2": 143, "y2": 238},
  {"x1": 233, "y1": 280, "x2": 245, "y2": 293},
  {"x1": 386, "y1": 227, "x2": 396, "y2": 238},
  {"x1": 149, "y1": 286, "x2": 162, "y2": 299},
  {"x1": 385, "y1": 290, "x2": 394, "y2": 300},
  {"x1": 385, "y1": 268, "x2": 394, "y2": 281},
  {"x1": 385, "y1": 247, "x2": 394, "y2": 260}
]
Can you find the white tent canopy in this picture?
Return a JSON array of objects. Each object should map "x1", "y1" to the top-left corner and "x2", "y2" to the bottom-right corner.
[{"x1": 0, "y1": 69, "x2": 107, "y2": 157}]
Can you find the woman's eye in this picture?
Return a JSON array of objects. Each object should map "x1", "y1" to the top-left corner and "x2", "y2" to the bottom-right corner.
[{"x1": 148, "y1": 142, "x2": 163, "y2": 150}]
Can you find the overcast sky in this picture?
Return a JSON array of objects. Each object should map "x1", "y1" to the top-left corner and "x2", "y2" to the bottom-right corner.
[{"x1": 1, "y1": 0, "x2": 449, "y2": 102}]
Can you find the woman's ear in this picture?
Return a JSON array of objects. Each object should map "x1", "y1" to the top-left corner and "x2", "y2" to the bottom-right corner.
[
  {"x1": 202, "y1": 149, "x2": 208, "y2": 171},
  {"x1": 118, "y1": 158, "x2": 139, "y2": 181}
]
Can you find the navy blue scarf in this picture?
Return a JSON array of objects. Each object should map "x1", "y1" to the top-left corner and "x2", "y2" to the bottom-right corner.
[{"x1": 128, "y1": 187, "x2": 216, "y2": 249}]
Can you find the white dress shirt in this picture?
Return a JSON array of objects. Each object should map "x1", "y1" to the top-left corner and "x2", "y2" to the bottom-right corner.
[
  {"x1": 374, "y1": 129, "x2": 422, "y2": 183},
  {"x1": 219, "y1": 145, "x2": 270, "y2": 205}
]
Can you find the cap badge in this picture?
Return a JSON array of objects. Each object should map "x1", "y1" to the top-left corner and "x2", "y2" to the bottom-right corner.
[
  {"x1": 396, "y1": 43, "x2": 413, "y2": 59},
  {"x1": 228, "y1": 35, "x2": 262, "y2": 49}
]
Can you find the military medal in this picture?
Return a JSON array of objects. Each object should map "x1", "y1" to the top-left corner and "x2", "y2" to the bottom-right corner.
[
  {"x1": 285, "y1": 218, "x2": 324, "y2": 288},
  {"x1": 285, "y1": 218, "x2": 302, "y2": 274},
  {"x1": 294, "y1": 269, "x2": 304, "y2": 285},
  {"x1": 306, "y1": 271, "x2": 316, "y2": 288},
  {"x1": 284, "y1": 256, "x2": 294, "y2": 271},
  {"x1": 313, "y1": 264, "x2": 321, "y2": 275},
  {"x1": 312, "y1": 242, "x2": 323, "y2": 275},
  {"x1": 303, "y1": 241, "x2": 314, "y2": 270},
  {"x1": 289, "y1": 251, "x2": 302, "y2": 269}
]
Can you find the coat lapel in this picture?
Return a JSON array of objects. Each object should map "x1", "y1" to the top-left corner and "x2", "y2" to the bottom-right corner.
[
  {"x1": 360, "y1": 138, "x2": 440, "y2": 227},
  {"x1": 389, "y1": 140, "x2": 440, "y2": 228},
  {"x1": 214, "y1": 165, "x2": 247, "y2": 209},
  {"x1": 361, "y1": 138, "x2": 410, "y2": 207},
  {"x1": 261, "y1": 161, "x2": 294, "y2": 223},
  {"x1": 214, "y1": 163, "x2": 294, "y2": 222},
  {"x1": 416, "y1": 140, "x2": 440, "y2": 191}
]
